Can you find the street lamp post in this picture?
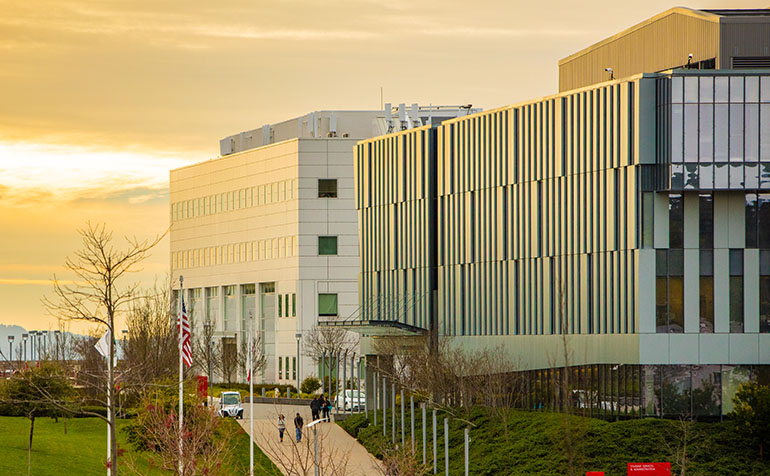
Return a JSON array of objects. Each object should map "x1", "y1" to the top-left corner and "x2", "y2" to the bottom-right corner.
[
  {"x1": 295, "y1": 333, "x2": 302, "y2": 396},
  {"x1": 22, "y1": 334, "x2": 28, "y2": 363},
  {"x1": 8, "y1": 335, "x2": 14, "y2": 370}
]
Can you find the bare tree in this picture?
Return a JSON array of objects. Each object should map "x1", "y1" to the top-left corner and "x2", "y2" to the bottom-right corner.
[
  {"x1": 42, "y1": 222, "x2": 164, "y2": 474},
  {"x1": 303, "y1": 326, "x2": 358, "y2": 365},
  {"x1": 478, "y1": 348, "x2": 522, "y2": 440},
  {"x1": 238, "y1": 333, "x2": 267, "y2": 384},
  {"x1": 663, "y1": 417, "x2": 708, "y2": 476},
  {"x1": 192, "y1": 320, "x2": 221, "y2": 386},
  {"x1": 124, "y1": 283, "x2": 178, "y2": 389}
]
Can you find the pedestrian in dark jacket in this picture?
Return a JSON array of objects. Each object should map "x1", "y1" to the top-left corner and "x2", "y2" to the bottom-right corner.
[
  {"x1": 310, "y1": 396, "x2": 320, "y2": 421},
  {"x1": 294, "y1": 413, "x2": 304, "y2": 442},
  {"x1": 322, "y1": 396, "x2": 331, "y2": 421}
]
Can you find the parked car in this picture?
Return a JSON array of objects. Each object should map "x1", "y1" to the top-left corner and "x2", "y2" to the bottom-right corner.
[
  {"x1": 335, "y1": 390, "x2": 366, "y2": 411},
  {"x1": 218, "y1": 391, "x2": 244, "y2": 419}
]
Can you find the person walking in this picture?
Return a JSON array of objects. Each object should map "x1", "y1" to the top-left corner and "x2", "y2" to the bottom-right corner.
[
  {"x1": 277, "y1": 414, "x2": 286, "y2": 442},
  {"x1": 294, "y1": 412, "x2": 304, "y2": 442}
]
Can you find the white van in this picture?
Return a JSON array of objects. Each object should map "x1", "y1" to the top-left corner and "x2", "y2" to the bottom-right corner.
[{"x1": 335, "y1": 390, "x2": 366, "y2": 411}]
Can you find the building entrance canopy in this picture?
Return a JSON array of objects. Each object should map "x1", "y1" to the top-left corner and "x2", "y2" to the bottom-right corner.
[{"x1": 317, "y1": 316, "x2": 426, "y2": 336}]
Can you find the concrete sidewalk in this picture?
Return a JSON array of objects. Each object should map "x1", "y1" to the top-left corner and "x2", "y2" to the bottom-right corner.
[{"x1": 237, "y1": 402, "x2": 382, "y2": 476}]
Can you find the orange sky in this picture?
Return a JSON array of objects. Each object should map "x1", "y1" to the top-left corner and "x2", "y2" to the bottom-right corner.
[{"x1": 1, "y1": 0, "x2": 767, "y2": 333}]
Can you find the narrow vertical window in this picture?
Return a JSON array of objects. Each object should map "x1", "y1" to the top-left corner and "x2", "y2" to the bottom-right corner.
[
  {"x1": 730, "y1": 249, "x2": 744, "y2": 333},
  {"x1": 292, "y1": 293, "x2": 297, "y2": 317},
  {"x1": 656, "y1": 250, "x2": 668, "y2": 333},
  {"x1": 760, "y1": 250, "x2": 770, "y2": 333},
  {"x1": 292, "y1": 357, "x2": 297, "y2": 380},
  {"x1": 746, "y1": 193, "x2": 758, "y2": 248},
  {"x1": 699, "y1": 194, "x2": 713, "y2": 249},
  {"x1": 285, "y1": 294, "x2": 290, "y2": 319},
  {"x1": 669, "y1": 194, "x2": 684, "y2": 248},
  {"x1": 759, "y1": 194, "x2": 770, "y2": 249},
  {"x1": 700, "y1": 250, "x2": 714, "y2": 333},
  {"x1": 278, "y1": 294, "x2": 283, "y2": 317},
  {"x1": 668, "y1": 249, "x2": 684, "y2": 333},
  {"x1": 278, "y1": 356, "x2": 283, "y2": 380}
]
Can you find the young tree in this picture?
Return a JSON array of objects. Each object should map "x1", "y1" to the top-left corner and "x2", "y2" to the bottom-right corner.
[
  {"x1": 42, "y1": 222, "x2": 164, "y2": 474},
  {"x1": 731, "y1": 381, "x2": 770, "y2": 459},
  {"x1": 238, "y1": 332, "x2": 266, "y2": 384},
  {"x1": 303, "y1": 326, "x2": 358, "y2": 366},
  {"x1": 0, "y1": 363, "x2": 75, "y2": 476},
  {"x1": 192, "y1": 318, "x2": 221, "y2": 388},
  {"x1": 124, "y1": 283, "x2": 178, "y2": 389},
  {"x1": 220, "y1": 337, "x2": 238, "y2": 388}
]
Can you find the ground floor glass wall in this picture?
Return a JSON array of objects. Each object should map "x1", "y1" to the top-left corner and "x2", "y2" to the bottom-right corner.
[{"x1": 515, "y1": 364, "x2": 769, "y2": 419}]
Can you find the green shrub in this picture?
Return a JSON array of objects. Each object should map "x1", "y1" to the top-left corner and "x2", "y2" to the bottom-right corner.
[{"x1": 301, "y1": 377, "x2": 321, "y2": 394}]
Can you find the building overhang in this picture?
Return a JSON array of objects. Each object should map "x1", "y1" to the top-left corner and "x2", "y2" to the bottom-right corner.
[{"x1": 317, "y1": 317, "x2": 427, "y2": 337}]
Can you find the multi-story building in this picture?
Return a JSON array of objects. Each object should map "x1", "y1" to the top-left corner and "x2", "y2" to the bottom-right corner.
[
  {"x1": 352, "y1": 7, "x2": 770, "y2": 418},
  {"x1": 169, "y1": 105, "x2": 479, "y2": 385}
]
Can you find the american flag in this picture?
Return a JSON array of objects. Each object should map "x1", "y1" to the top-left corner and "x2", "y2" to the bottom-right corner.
[{"x1": 178, "y1": 298, "x2": 192, "y2": 368}]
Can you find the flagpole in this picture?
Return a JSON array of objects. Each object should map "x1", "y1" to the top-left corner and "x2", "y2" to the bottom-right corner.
[
  {"x1": 178, "y1": 275, "x2": 184, "y2": 476},
  {"x1": 106, "y1": 328, "x2": 111, "y2": 476},
  {"x1": 249, "y1": 312, "x2": 254, "y2": 476}
]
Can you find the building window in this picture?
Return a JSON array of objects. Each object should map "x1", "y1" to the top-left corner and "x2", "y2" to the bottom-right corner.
[
  {"x1": 656, "y1": 249, "x2": 684, "y2": 333},
  {"x1": 318, "y1": 179, "x2": 338, "y2": 198},
  {"x1": 292, "y1": 293, "x2": 296, "y2": 317},
  {"x1": 699, "y1": 194, "x2": 713, "y2": 249},
  {"x1": 278, "y1": 356, "x2": 283, "y2": 380},
  {"x1": 761, "y1": 250, "x2": 770, "y2": 333},
  {"x1": 318, "y1": 293, "x2": 338, "y2": 316},
  {"x1": 285, "y1": 356, "x2": 289, "y2": 382},
  {"x1": 318, "y1": 236, "x2": 338, "y2": 255},
  {"x1": 278, "y1": 294, "x2": 282, "y2": 317},
  {"x1": 730, "y1": 249, "x2": 744, "y2": 333},
  {"x1": 292, "y1": 357, "x2": 297, "y2": 380},
  {"x1": 700, "y1": 250, "x2": 714, "y2": 333},
  {"x1": 669, "y1": 194, "x2": 684, "y2": 248},
  {"x1": 285, "y1": 294, "x2": 290, "y2": 318}
]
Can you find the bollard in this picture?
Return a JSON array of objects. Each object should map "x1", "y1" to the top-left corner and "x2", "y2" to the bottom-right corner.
[
  {"x1": 410, "y1": 396, "x2": 415, "y2": 454},
  {"x1": 422, "y1": 404, "x2": 427, "y2": 465},
  {"x1": 382, "y1": 377, "x2": 387, "y2": 436},
  {"x1": 261, "y1": 388, "x2": 265, "y2": 398},
  {"x1": 432, "y1": 410, "x2": 437, "y2": 474},
  {"x1": 444, "y1": 418, "x2": 449, "y2": 476},
  {"x1": 391, "y1": 383, "x2": 396, "y2": 443},
  {"x1": 400, "y1": 389, "x2": 405, "y2": 445},
  {"x1": 373, "y1": 372, "x2": 378, "y2": 425},
  {"x1": 464, "y1": 427, "x2": 470, "y2": 476}
]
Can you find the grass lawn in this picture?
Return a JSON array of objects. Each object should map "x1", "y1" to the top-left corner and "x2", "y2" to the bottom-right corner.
[
  {"x1": 0, "y1": 416, "x2": 280, "y2": 476},
  {"x1": 341, "y1": 408, "x2": 770, "y2": 476}
]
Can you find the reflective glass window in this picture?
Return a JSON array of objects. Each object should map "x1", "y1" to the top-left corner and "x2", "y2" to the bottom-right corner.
[
  {"x1": 692, "y1": 366, "x2": 721, "y2": 416},
  {"x1": 730, "y1": 164, "x2": 744, "y2": 188},
  {"x1": 700, "y1": 250, "x2": 714, "y2": 333},
  {"x1": 684, "y1": 164, "x2": 698, "y2": 190},
  {"x1": 759, "y1": 194, "x2": 770, "y2": 249},
  {"x1": 672, "y1": 105, "x2": 683, "y2": 162},
  {"x1": 699, "y1": 104, "x2": 713, "y2": 162},
  {"x1": 318, "y1": 293, "x2": 338, "y2": 316},
  {"x1": 715, "y1": 77, "x2": 729, "y2": 103},
  {"x1": 762, "y1": 77, "x2": 770, "y2": 103},
  {"x1": 746, "y1": 104, "x2": 759, "y2": 162},
  {"x1": 684, "y1": 77, "x2": 699, "y2": 103},
  {"x1": 715, "y1": 163, "x2": 728, "y2": 189},
  {"x1": 318, "y1": 236, "x2": 338, "y2": 255},
  {"x1": 642, "y1": 192, "x2": 654, "y2": 248},
  {"x1": 699, "y1": 76, "x2": 714, "y2": 103},
  {"x1": 730, "y1": 76, "x2": 744, "y2": 103},
  {"x1": 746, "y1": 163, "x2": 759, "y2": 189},
  {"x1": 729, "y1": 249, "x2": 744, "y2": 333},
  {"x1": 760, "y1": 105, "x2": 770, "y2": 162},
  {"x1": 746, "y1": 77, "x2": 759, "y2": 103},
  {"x1": 662, "y1": 366, "x2": 691, "y2": 416},
  {"x1": 672, "y1": 164, "x2": 684, "y2": 189},
  {"x1": 656, "y1": 250, "x2": 668, "y2": 333},
  {"x1": 730, "y1": 104, "x2": 744, "y2": 162},
  {"x1": 746, "y1": 193, "x2": 758, "y2": 248},
  {"x1": 668, "y1": 249, "x2": 684, "y2": 333},
  {"x1": 714, "y1": 105, "x2": 728, "y2": 161},
  {"x1": 699, "y1": 164, "x2": 714, "y2": 189},
  {"x1": 684, "y1": 105, "x2": 698, "y2": 162},
  {"x1": 762, "y1": 164, "x2": 770, "y2": 188},
  {"x1": 760, "y1": 250, "x2": 770, "y2": 333},
  {"x1": 672, "y1": 77, "x2": 683, "y2": 103},
  {"x1": 669, "y1": 194, "x2": 684, "y2": 248},
  {"x1": 699, "y1": 194, "x2": 714, "y2": 248}
]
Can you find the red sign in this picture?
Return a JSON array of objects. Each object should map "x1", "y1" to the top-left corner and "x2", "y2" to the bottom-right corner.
[
  {"x1": 586, "y1": 472, "x2": 605, "y2": 476},
  {"x1": 197, "y1": 375, "x2": 208, "y2": 398},
  {"x1": 627, "y1": 463, "x2": 671, "y2": 475}
]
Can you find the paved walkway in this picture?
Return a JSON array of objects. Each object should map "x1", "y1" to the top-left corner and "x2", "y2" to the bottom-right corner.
[{"x1": 237, "y1": 402, "x2": 382, "y2": 476}]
